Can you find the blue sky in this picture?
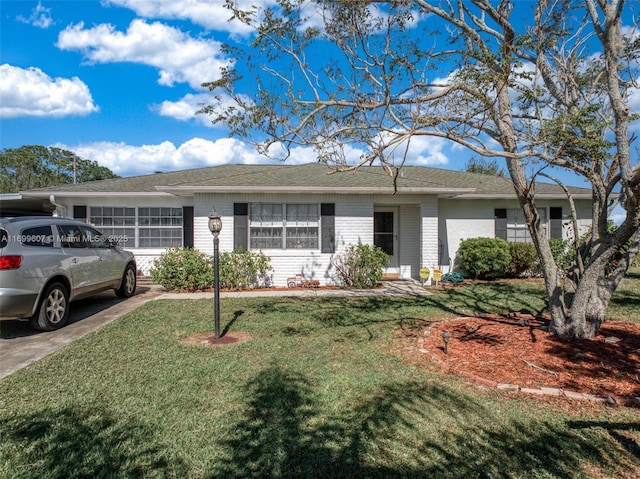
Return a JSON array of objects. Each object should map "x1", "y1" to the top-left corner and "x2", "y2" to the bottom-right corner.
[
  {"x1": 0, "y1": 0, "x2": 633, "y2": 204},
  {"x1": 1, "y1": 0, "x2": 266, "y2": 176}
]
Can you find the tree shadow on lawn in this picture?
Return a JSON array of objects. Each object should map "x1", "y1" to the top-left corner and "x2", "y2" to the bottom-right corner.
[
  {"x1": 2, "y1": 368, "x2": 636, "y2": 478},
  {"x1": 212, "y1": 365, "x2": 637, "y2": 478},
  {"x1": 432, "y1": 281, "x2": 549, "y2": 318},
  {"x1": 251, "y1": 288, "x2": 546, "y2": 341},
  {"x1": 1, "y1": 404, "x2": 188, "y2": 478},
  {"x1": 251, "y1": 296, "x2": 433, "y2": 339}
]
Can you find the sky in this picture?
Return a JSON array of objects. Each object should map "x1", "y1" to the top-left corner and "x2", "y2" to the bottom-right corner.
[{"x1": 0, "y1": 0, "x2": 635, "y2": 208}]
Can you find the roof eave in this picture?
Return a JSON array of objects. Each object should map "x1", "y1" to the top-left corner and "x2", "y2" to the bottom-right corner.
[
  {"x1": 455, "y1": 193, "x2": 593, "y2": 200},
  {"x1": 156, "y1": 186, "x2": 477, "y2": 195},
  {"x1": 19, "y1": 191, "x2": 176, "y2": 198}
]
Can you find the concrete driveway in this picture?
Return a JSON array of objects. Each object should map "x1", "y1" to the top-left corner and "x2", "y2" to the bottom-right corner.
[{"x1": 0, "y1": 283, "x2": 162, "y2": 379}]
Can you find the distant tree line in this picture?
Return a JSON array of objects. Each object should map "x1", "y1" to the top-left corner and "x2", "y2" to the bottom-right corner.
[
  {"x1": 464, "y1": 157, "x2": 508, "y2": 178},
  {"x1": 0, "y1": 145, "x2": 118, "y2": 194}
]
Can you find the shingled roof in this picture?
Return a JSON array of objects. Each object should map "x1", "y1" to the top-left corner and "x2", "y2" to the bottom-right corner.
[{"x1": 22, "y1": 163, "x2": 592, "y2": 199}]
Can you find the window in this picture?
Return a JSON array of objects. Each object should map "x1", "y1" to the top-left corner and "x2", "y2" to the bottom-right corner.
[
  {"x1": 138, "y1": 207, "x2": 183, "y2": 248},
  {"x1": 57, "y1": 224, "x2": 89, "y2": 249},
  {"x1": 495, "y1": 208, "x2": 547, "y2": 243},
  {"x1": 90, "y1": 207, "x2": 135, "y2": 246},
  {"x1": 249, "y1": 204, "x2": 319, "y2": 249},
  {"x1": 20, "y1": 226, "x2": 54, "y2": 247},
  {"x1": 82, "y1": 226, "x2": 110, "y2": 249},
  {"x1": 89, "y1": 207, "x2": 183, "y2": 248}
]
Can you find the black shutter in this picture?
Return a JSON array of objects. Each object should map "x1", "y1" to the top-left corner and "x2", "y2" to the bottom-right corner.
[
  {"x1": 321, "y1": 203, "x2": 335, "y2": 253},
  {"x1": 495, "y1": 208, "x2": 507, "y2": 240},
  {"x1": 183, "y1": 206, "x2": 194, "y2": 247},
  {"x1": 550, "y1": 207, "x2": 562, "y2": 239},
  {"x1": 234, "y1": 203, "x2": 248, "y2": 251},
  {"x1": 73, "y1": 206, "x2": 87, "y2": 221}
]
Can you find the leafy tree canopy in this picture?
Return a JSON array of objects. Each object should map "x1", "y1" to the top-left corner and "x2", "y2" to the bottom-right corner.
[{"x1": 0, "y1": 145, "x2": 118, "y2": 194}]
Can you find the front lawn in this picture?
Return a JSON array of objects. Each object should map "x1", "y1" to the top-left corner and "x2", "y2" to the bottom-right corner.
[{"x1": 1, "y1": 274, "x2": 638, "y2": 478}]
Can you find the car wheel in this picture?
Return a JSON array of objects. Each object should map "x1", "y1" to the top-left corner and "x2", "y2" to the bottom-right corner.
[
  {"x1": 30, "y1": 282, "x2": 70, "y2": 331},
  {"x1": 116, "y1": 264, "x2": 137, "y2": 298}
]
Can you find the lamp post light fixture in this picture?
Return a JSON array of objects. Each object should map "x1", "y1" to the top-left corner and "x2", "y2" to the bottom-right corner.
[
  {"x1": 208, "y1": 208, "x2": 223, "y2": 340},
  {"x1": 442, "y1": 331, "x2": 451, "y2": 354}
]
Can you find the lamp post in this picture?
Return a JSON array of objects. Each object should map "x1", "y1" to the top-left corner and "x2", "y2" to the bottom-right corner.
[{"x1": 208, "y1": 208, "x2": 223, "y2": 340}]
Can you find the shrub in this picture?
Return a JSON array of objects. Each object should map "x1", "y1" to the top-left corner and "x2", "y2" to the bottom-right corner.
[
  {"x1": 332, "y1": 243, "x2": 390, "y2": 288},
  {"x1": 219, "y1": 249, "x2": 272, "y2": 290},
  {"x1": 507, "y1": 242, "x2": 538, "y2": 277},
  {"x1": 546, "y1": 237, "x2": 572, "y2": 273},
  {"x1": 456, "y1": 237, "x2": 511, "y2": 279},
  {"x1": 150, "y1": 247, "x2": 212, "y2": 292}
]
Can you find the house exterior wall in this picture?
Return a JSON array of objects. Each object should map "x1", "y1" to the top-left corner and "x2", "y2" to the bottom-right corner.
[
  {"x1": 47, "y1": 191, "x2": 592, "y2": 284},
  {"x1": 438, "y1": 198, "x2": 593, "y2": 269},
  {"x1": 420, "y1": 197, "x2": 440, "y2": 272},
  {"x1": 194, "y1": 193, "x2": 428, "y2": 286},
  {"x1": 399, "y1": 203, "x2": 421, "y2": 278}
]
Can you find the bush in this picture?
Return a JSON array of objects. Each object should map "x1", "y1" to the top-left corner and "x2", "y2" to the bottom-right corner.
[
  {"x1": 332, "y1": 243, "x2": 390, "y2": 288},
  {"x1": 219, "y1": 249, "x2": 272, "y2": 290},
  {"x1": 457, "y1": 237, "x2": 511, "y2": 279},
  {"x1": 507, "y1": 242, "x2": 538, "y2": 277},
  {"x1": 150, "y1": 247, "x2": 212, "y2": 292}
]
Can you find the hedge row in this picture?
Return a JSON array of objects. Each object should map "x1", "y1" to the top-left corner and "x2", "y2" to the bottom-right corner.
[{"x1": 150, "y1": 243, "x2": 389, "y2": 291}]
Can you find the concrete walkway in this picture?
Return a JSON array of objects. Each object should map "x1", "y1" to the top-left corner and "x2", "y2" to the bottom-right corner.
[
  {"x1": 0, "y1": 279, "x2": 430, "y2": 379},
  {"x1": 159, "y1": 278, "x2": 431, "y2": 300}
]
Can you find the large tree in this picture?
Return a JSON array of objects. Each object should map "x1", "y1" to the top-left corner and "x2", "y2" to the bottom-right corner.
[
  {"x1": 203, "y1": 0, "x2": 640, "y2": 339},
  {"x1": 0, "y1": 145, "x2": 118, "y2": 194}
]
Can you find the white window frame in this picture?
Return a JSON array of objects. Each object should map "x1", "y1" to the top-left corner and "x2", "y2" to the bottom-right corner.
[
  {"x1": 89, "y1": 206, "x2": 183, "y2": 248},
  {"x1": 249, "y1": 203, "x2": 320, "y2": 250},
  {"x1": 505, "y1": 208, "x2": 547, "y2": 243}
]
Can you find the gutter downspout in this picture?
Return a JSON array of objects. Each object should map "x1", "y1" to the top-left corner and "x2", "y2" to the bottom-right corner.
[{"x1": 49, "y1": 195, "x2": 68, "y2": 218}]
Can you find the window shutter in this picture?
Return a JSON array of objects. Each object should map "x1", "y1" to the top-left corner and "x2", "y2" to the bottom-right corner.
[
  {"x1": 183, "y1": 206, "x2": 194, "y2": 247},
  {"x1": 73, "y1": 206, "x2": 87, "y2": 221},
  {"x1": 321, "y1": 203, "x2": 335, "y2": 253},
  {"x1": 234, "y1": 203, "x2": 248, "y2": 250},
  {"x1": 550, "y1": 207, "x2": 562, "y2": 239},
  {"x1": 495, "y1": 209, "x2": 507, "y2": 240}
]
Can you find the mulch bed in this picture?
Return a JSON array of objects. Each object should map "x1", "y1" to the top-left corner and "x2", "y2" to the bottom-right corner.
[{"x1": 404, "y1": 314, "x2": 640, "y2": 400}]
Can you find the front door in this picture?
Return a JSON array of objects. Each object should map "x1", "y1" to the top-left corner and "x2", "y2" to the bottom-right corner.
[{"x1": 374, "y1": 208, "x2": 399, "y2": 275}]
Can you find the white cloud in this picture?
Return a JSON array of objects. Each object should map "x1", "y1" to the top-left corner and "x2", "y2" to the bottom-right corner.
[
  {"x1": 157, "y1": 91, "x2": 253, "y2": 127},
  {"x1": 56, "y1": 19, "x2": 232, "y2": 89},
  {"x1": 402, "y1": 135, "x2": 449, "y2": 166},
  {"x1": 0, "y1": 64, "x2": 98, "y2": 118},
  {"x1": 55, "y1": 138, "x2": 304, "y2": 176},
  {"x1": 156, "y1": 94, "x2": 209, "y2": 123},
  {"x1": 55, "y1": 134, "x2": 450, "y2": 178},
  {"x1": 105, "y1": 0, "x2": 278, "y2": 35},
  {"x1": 374, "y1": 133, "x2": 449, "y2": 167},
  {"x1": 17, "y1": 1, "x2": 54, "y2": 29}
]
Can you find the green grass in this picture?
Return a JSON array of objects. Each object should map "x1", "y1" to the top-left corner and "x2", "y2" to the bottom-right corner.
[{"x1": 1, "y1": 274, "x2": 639, "y2": 478}]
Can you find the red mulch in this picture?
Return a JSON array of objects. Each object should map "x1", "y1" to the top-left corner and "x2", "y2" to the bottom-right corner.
[{"x1": 402, "y1": 314, "x2": 640, "y2": 400}]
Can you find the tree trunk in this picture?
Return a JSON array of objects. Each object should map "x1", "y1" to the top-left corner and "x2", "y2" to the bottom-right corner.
[{"x1": 552, "y1": 286, "x2": 611, "y2": 339}]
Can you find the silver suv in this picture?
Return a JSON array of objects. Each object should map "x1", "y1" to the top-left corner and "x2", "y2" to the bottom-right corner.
[{"x1": 0, "y1": 216, "x2": 137, "y2": 330}]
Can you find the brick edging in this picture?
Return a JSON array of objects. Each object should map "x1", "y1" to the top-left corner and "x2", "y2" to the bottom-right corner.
[{"x1": 459, "y1": 371, "x2": 640, "y2": 407}]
